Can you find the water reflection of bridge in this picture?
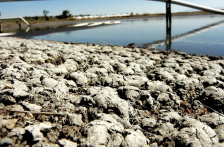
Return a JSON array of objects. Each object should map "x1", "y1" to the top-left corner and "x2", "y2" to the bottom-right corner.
[
  {"x1": 143, "y1": 19, "x2": 224, "y2": 48},
  {"x1": 148, "y1": 0, "x2": 224, "y2": 51}
]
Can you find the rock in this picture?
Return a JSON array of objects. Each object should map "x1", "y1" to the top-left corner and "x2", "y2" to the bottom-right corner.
[
  {"x1": 157, "y1": 92, "x2": 180, "y2": 107},
  {"x1": 122, "y1": 67, "x2": 135, "y2": 75},
  {"x1": 202, "y1": 69, "x2": 220, "y2": 77},
  {"x1": 5, "y1": 105, "x2": 24, "y2": 111},
  {"x1": 25, "y1": 122, "x2": 52, "y2": 142},
  {"x1": 199, "y1": 86, "x2": 224, "y2": 112},
  {"x1": 140, "y1": 117, "x2": 157, "y2": 129},
  {"x1": 93, "y1": 87, "x2": 129, "y2": 120},
  {"x1": 58, "y1": 139, "x2": 77, "y2": 147},
  {"x1": 154, "y1": 122, "x2": 175, "y2": 136},
  {"x1": 157, "y1": 70, "x2": 174, "y2": 82},
  {"x1": 176, "y1": 78, "x2": 204, "y2": 101},
  {"x1": 31, "y1": 69, "x2": 49, "y2": 79},
  {"x1": 41, "y1": 77, "x2": 59, "y2": 88},
  {"x1": 214, "y1": 125, "x2": 224, "y2": 142},
  {"x1": 128, "y1": 62, "x2": 144, "y2": 75},
  {"x1": 97, "y1": 113, "x2": 125, "y2": 132},
  {"x1": 8, "y1": 127, "x2": 26, "y2": 137},
  {"x1": 13, "y1": 79, "x2": 29, "y2": 98},
  {"x1": 103, "y1": 74, "x2": 126, "y2": 87},
  {"x1": 83, "y1": 114, "x2": 125, "y2": 146},
  {"x1": 113, "y1": 62, "x2": 127, "y2": 72},
  {"x1": 0, "y1": 137, "x2": 14, "y2": 146},
  {"x1": 1, "y1": 95, "x2": 16, "y2": 105},
  {"x1": 5, "y1": 119, "x2": 18, "y2": 130},
  {"x1": 27, "y1": 78, "x2": 42, "y2": 87},
  {"x1": 68, "y1": 114, "x2": 83, "y2": 126},
  {"x1": 192, "y1": 100, "x2": 204, "y2": 110},
  {"x1": 149, "y1": 142, "x2": 158, "y2": 147},
  {"x1": 199, "y1": 113, "x2": 224, "y2": 128},
  {"x1": 199, "y1": 76, "x2": 217, "y2": 86},
  {"x1": 54, "y1": 82, "x2": 69, "y2": 96},
  {"x1": 123, "y1": 129, "x2": 150, "y2": 147},
  {"x1": 108, "y1": 133, "x2": 124, "y2": 147},
  {"x1": 84, "y1": 122, "x2": 110, "y2": 146},
  {"x1": 174, "y1": 116, "x2": 219, "y2": 147},
  {"x1": 159, "y1": 112, "x2": 183, "y2": 124},
  {"x1": 21, "y1": 101, "x2": 42, "y2": 112},
  {"x1": 146, "y1": 81, "x2": 172, "y2": 93},
  {"x1": 157, "y1": 93, "x2": 170, "y2": 105},
  {"x1": 79, "y1": 95, "x2": 95, "y2": 106},
  {"x1": 47, "y1": 64, "x2": 68, "y2": 76},
  {"x1": 125, "y1": 90, "x2": 140, "y2": 102},
  {"x1": 0, "y1": 81, "x2": 13, "y2": 90},
  {"x1": 69, "y1": 72, "x2": 88, "y2": 86},
  {"x1": 125, "y1": 75, "x2": 148, "y2": 87},
  {"x1": 214, "y1": 143, "x2": 224, "y2": 147},
  {"x1": 140, "y1": 90, "x2": 151, "y2": 100}
]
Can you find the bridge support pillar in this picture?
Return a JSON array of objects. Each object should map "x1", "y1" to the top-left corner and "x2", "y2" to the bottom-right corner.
[
  {"x1": 0, "y1": 16, "x2": 2, "y2": 33},
  {"x1": 0, "y1": 23, "x2": 2, "y2": 33},
  {"x1": 166, "y1": 0, "x2": 172, "y2": 52}
]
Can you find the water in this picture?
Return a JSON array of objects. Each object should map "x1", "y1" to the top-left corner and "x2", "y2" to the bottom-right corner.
[{"x1": 28, "y1": 15, "x2": 224, "y2": 56}]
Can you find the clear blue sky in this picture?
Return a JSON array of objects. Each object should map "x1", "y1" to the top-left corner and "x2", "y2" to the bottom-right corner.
[{"x1": 0, "y1": 0, "x2": 223, "y2": 17}]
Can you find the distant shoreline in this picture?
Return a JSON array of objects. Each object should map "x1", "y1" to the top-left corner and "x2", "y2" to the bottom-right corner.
[
  {"x1": 4, "y1": 14, "x2": 222, "y2": 38},
  {"x1": 2, "y1": 12, "x2": 224, "y2": 34},
  {"x1": 1, "y1": 10, "x2": 223, "y2": 27}
]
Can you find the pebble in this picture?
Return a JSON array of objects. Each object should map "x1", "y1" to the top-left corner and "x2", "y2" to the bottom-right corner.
[{"x1": 0, "y1": 137, "x2": 14, "y2": 146}]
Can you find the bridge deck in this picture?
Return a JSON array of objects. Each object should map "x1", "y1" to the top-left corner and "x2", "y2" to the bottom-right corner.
[{"x1": 149, "y1": 0, "x2": 224, "y2": 15}]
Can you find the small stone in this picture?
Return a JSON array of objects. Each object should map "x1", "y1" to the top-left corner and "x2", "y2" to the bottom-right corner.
[
  {"x1": 21, "y1": 102, "x2": 42, "y2": 112},
  {"x1": 13, "y1": 80, "x2": 29, "y2": 98},
  {"x1": 8, "y1": 127, "x2": 26, "y2": 137},
  {"x1": 0, "y1": 137, "x2": 14, "y2": 146},
  {"x1": 41, "y1": 78, "x2": 58, "y2": 88},
  {"x1": 123, "y1": 129, "x2": 149, "y2": 146},
  {"x1": 69, "y1": 72, "x2": 88, "y2": 86},
  {"x1": 1, "y1": 95, "x2": 16, "y2": 105},
  {"x1": 6, "y1": 119, "x2": 18, "y2": 130},
  {"x1": 25, "y1": 122, "x2": 52, "y2": 142},
  {"x1": 58, "y1": 139, "x2": 77, "y2": 147},
  {"x1": 20, "y1": 43, "x2": 26, "y2": 47},
  {"x1": 68, "y1": 114, "x2": 83, "y2": 126}
]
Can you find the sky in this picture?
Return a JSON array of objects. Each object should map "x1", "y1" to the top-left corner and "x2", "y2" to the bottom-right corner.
[{"x1": 0, "y1": 0, "x2": 223, "y2": 17}]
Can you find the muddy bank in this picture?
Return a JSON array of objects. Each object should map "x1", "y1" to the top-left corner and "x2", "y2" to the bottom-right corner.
[
  {"x1": 0, "y1": 37, "x2": 224, "y2": 146},
  {"x1": 2, "y1": 17, "x2": 121, "y2": 33},
  {"x1": 8, "y1": 24, "x2": 120, "y2": 39}
]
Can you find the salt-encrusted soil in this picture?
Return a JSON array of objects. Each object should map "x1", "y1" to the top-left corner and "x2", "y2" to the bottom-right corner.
[{"x1": 0, "y1": 37, "x2": 224, "y2": 147}]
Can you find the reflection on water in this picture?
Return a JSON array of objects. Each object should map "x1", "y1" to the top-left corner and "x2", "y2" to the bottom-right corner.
[
  {"x1": 145, "y1": 19, "x2": 224, "y2": 49},
  {"x1": 155, "y1": 18, "x2": 224, "y2": 56},
  {"x1": 19, "y1": 15, "x2": 224, "y2": 56}
]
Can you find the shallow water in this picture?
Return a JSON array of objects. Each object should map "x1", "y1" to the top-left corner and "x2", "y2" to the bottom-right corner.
[{"x1": 28, "y1": 15, "x2": 224, "y2": 56}]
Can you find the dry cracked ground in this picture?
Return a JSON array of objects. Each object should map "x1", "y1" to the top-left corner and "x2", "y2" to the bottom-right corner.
[{"x1": 0, "y1": 37, "x2": 224, "y2": 147}]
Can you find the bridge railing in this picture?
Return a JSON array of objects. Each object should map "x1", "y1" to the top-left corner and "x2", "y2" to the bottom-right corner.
[
  {"x1": 149, "y1": 0, "x2": 224, "y2": 15},
  {"x1": 0, "y1": 16, "x2": 30, "y2": 33},
  {"x1": 0, "y1": 16, "x2": 30, "y2": 26}
]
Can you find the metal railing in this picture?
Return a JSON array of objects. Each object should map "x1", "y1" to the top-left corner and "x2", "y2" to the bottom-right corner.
[
  {"x1": 149, "y1": 0, "x2": 224, "y2": 15},
  {"x1": 0, "y1": 16, "x2": 30, "y2": 26},
  {"x1": 0, "y1": 16, "x2": 30, "y2": 33}
]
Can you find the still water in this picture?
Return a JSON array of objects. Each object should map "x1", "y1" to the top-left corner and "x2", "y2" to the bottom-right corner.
[{"x1": 30, "y1": 15, "x2": 224, "y2": 56}]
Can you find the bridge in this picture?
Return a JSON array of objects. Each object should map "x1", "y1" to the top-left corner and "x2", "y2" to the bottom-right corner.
[{"x1": 149, "y1": 0, "x2": 224, "y2": 15}]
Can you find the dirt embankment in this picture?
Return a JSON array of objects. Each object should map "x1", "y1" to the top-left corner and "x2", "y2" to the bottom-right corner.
[{"x1": 0, "y1": 37, "x2": 224, "y2": 146}]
